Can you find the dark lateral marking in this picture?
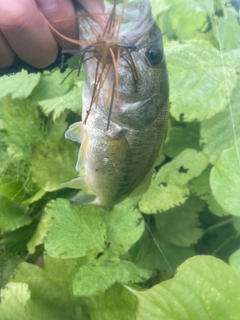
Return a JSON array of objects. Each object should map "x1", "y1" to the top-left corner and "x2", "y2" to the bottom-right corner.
[
  {"x1": 95, "y1": 252, "x2": 104, "y2": 259},
  {"x1": 158, "y1": 182, "x2": 167, "y2": 187},
  {"x1": 178, "y1": 166, "x2": 188, "y2": 173}
]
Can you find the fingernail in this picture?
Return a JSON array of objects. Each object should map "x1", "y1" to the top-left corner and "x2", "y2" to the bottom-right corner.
[{"x1": 37, "y1": 0, "x2": 58, "y2": 12}]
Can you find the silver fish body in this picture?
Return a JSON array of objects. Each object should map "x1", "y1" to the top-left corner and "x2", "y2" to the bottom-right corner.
[{"x1": 62, "y1": 0, "x2": 169, "y2": 207}]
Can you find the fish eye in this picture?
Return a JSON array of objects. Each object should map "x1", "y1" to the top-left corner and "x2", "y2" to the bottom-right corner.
[{"x1": 146, "y1": 45, "x2": 163, "y2": 65}]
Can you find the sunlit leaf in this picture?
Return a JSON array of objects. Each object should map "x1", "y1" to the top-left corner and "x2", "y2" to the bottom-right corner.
[
  {"x1": 210, "y1": 139, "x2": 240, "y2": 216},
  {"x1": 132, "y1": 256, "x2": 240, "y2": 320},
  {"x1": 30, "y1": 139, "x2": 78, "y2": 192},
  {"x1": 165, "y1": 40, "x2": 237, "y2": 121},
  {"x1": 0, "y1": 71, "x2": 40, "y2": 99},
  {"x1": 201, "y1": 76, "x2": 240, "y2": 164},
  {"x1": 139, "y1": 149, "x2": 208, "y2": 213}
]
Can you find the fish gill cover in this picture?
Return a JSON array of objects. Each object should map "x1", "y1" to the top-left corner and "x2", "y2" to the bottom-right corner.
[{"x1": 0, "y1": 0, "x2": 240, "y2": 319}]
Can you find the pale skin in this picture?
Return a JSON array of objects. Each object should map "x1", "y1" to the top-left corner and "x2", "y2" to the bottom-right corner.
[{"x1": 0, "y1": 0, "x2": 105, "y2": 69}]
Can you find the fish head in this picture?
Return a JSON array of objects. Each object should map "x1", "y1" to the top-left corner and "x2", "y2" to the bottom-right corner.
[{"x1": 78, "y1": 0, "x2": 169, "y2": 130}]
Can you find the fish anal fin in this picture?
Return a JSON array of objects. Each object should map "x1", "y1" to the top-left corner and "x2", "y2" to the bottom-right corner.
[
  {"x1": 130, "y1": 169, "x2": 153, "y2": 197},
  {"x1": 76, "y1": 135, "x2": 88, "y2": 171},
  {"x1": 65, "y1": 121, "x2": 84, "y2": 144},
  {"x1": 70, "y1": 193, "x2": 97, "y2": 206},
  {"x1": 61, "y1": 174, "x2": 88, "y2": 190}
]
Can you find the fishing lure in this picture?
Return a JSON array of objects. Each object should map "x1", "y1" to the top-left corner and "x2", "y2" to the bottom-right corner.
[{"x1": 42, "y1": 0, "x2": 169, "y2": 207}]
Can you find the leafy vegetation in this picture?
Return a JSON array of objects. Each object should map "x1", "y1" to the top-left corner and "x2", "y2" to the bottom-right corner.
[{"x1": 0, "y1": 0, "x2": 240, "y2": 319}]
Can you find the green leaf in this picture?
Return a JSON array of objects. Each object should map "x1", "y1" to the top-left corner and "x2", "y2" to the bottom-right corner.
[
  {"x1": 0, "y1": 282, "x2": 33, "y2": 320},
  {"x1": 86, "y1": 283, "x2": 137, "y2": 320},
  {"x1": 132, "y1": 256, "x2": 240, "y2": 320},
  {"x1": 139, "y1": 149, "x2": 208, "y2": 213},
  {"x1": 189, "y1": 166, "x2": 229, "y2": 217},
  {"x1": 4, "y1": 260, "x2": 84, "y2": 320},
  {"x1": 31, "y1": 69, "x2": 80, "y2": 101},
  {"x1": 39, "y1": 83, "x2": 83, "y2": 120},
  {"x1": 201, "y1": 76, "x2": 240, "y2": 164},
  {"x1": 27, "y1": 212, "x2": 53, "y2": 254},
  {"x1": 45, "y1": 198, "x2": 144, "y2": 260},
  {"x1": 44, "y1": 199, "x2": 107, "y2": 259},
  {"x1": 101, "y1": 198, "x2": 145, "y2": 256},
  {"x1": 163, "y1": 122, "x2": 200, "y2": 158},
  {"x1": 0, "y1": 195, "x2": 31, "y2": 233},
  {"x1": 155, "y1": 195, "x2": 204, "y2": 247},
  {"x1": 210, "y1": 139, "x2": 240, "y2": 216},
  {"x1": 0, "y1": 71, "x2": 40, "y2": 99},
  {"x1": 159, "y1": 0, "x2": 211, "y2": 41},
  {"x1": 73, "y1": 260, "x2": 151, "y2": 296},
  {"x1": 165, "y1": 40, "x2": 237, "y2": 121},
  {"x1": 130, "y1": 231, "x2": 194, "y2": 273},
  {"x1": 2, "y1": 98, "x2": 42, "y2": 158},
  {"x1": 30, "y1": 139, "x2": 78, "y2": 192},
  {"x1": 229, "y1": 248, "x2": 240, "y2": 276},
  {"x1": 215, "y1": 17, "x2": 240, "y2": 51}
]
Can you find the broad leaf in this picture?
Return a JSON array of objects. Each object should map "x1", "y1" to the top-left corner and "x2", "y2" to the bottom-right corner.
[
  {"x1": 139, "y1": 149, "x2": 208, "y2": 213},
  {"x1": 165, "y1": 40, "x2": 237, "y2": 121},
  {"x1": 73, "y1": 260, "x2": 151, "y2": 296},
  {"x1": 132, "y1": 256, "x2": 240, "y2": 320},
  {"x1": 210, "y1": 139, "x2": 240, "y2": 216}
]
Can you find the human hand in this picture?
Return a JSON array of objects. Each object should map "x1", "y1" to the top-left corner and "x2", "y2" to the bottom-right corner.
[{"x1": 0, "y1": 0, "x2": 104, "y2": 69}]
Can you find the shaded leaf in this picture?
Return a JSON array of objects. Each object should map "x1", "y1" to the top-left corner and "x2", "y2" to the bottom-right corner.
[
  {"x1": 73, "y1": 260, "x2": 151, "y2": 296},
  {"x1": 87, "y1": 283, "x2": 137, "y2": 320},
  {"x1": 155, "y1": 195, "x2": 204, "y2": 247},
  {"x1": 0, "y1": 195, "x2": 31, "y2": 233},
  {"x1": 130, "y1": 231, "x2": 194, "y2": 273},
  {"x1": 163, "y1": 122, "x2": 200, "y2": 158}
]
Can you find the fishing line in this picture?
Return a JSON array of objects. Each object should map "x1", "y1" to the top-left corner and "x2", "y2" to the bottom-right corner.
[
  {"x1": 211, "y1": 1, "x2": 240, "y2": 169},
  {"x1": 144, "y1": 220, "x2": 175, "y2": 276}
]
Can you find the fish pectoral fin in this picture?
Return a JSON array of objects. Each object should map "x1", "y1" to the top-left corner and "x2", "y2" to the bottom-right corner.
[
  {"x1": 61, "y1": 174, "x2": 88, "y2": 190},
  {"x1": 76, "y1": 135, "x2": 88, "y2": 171},
  {"x1": 65, "y1": 121, "x2": 84, "y2": 144},
  {"x1": 130, "y1": 169, "x2": 153, "y2": 197},
  {"x1": 70, "y1": 193, "x2": 96, "y2": 206}
]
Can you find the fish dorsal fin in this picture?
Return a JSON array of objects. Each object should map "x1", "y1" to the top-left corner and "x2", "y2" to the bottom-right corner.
[
  {"x1": 61, "y1": 174, "x2": 89, "y2": 190},
  {"x1": 65, "y1": 121, "x2": 84, "y2": 144},
  {"x1": 76, "y1": 135, "x2": 88, "y2": 171}
]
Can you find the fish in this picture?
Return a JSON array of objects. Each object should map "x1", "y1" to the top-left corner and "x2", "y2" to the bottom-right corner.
[{"x1": 58, "y1": 0, "x2": 169, "y2": 207}]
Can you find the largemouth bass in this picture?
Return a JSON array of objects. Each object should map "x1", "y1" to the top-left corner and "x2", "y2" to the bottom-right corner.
[{"x1": 61, "y1": 0, "x2": 169, "y2": 207}]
